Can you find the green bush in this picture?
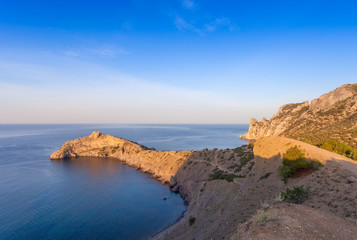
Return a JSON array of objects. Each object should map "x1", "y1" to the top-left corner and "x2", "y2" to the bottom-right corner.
[
  {"x1": 319, "y1": 138, "x2": 357, "y2": 160},
  {"x1": 283, "y1": 146, "x2": 305, "y2": 161},
  {"x1": 210, "y1": 169, "x2": 239, "y2": 182},
  {"x1": 226, "y1": 173, "x2": 239, "y2": 182},
  {"x1": 279, "y1": 146, "x2": 322, "y2": 181},
  {"x1": 281, "y1": 185, "x2": 310, "y2": 204}
]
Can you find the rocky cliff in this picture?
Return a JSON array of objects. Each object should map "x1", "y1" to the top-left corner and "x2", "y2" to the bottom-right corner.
[
  {"x1": 243, "y1": 84, "x2": 357, "y2": 148},
  {"x1": 50, "y1": 131, "x2": 193, "y2": 182}
]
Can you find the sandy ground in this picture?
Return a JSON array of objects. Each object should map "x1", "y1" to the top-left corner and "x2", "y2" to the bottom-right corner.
[{"x1": 235, "y1": 202, "x2": 357, "y2": 240}]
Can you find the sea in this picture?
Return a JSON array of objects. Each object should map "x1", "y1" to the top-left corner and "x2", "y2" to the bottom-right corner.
[{"x1": 0, "y1": 124, "x2": 248, "y2": 240}]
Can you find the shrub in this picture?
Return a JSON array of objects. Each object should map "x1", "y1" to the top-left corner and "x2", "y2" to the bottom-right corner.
[
  {"x1": 258, "y1": 172, "x2": 272, "y2": 182},
  {"x1": 226, "y1": 173, "x2": 239, "y2": 182},
  {"x1": 255, "y1": 209, "x2": 273, "y2": 224},
  {"x1": 319, "y1": 138, "x2": 357, "y2": 160},
  {"x1": 210, "y1": 169, "x2": 239, "y2": 182},
  {"x1": 188, "y1": 216, "x2": 196, "y2": 226},
  {"x1": 281, "y1": 185, "x2": 310, "y2": 204},
  {"x1": 279, "y1": 146, "x2": 322, "y2": 181}
]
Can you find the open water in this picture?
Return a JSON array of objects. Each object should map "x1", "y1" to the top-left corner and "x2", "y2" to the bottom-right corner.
[{"x1": 0, "y1": 124, "x2": 248, "y2": 240}]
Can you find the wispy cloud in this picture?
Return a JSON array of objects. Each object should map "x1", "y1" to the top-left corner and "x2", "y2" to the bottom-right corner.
[
  {"x1": 174, "y1": 16, "x2": 204, "y2": 36},
  {"x1": 88, "y1": 47, "x2": 129, "y2": 57},
  {"x1": 62, "y1": 46, "x2": 129, "y2": 58},
  {"x1": 204, "y1": 18, "x2": 237, "y2": 32},
  {"x1": 182, "y1": 0, "x2": 195, "y2": 9},
  {"x1": 63, "y1": 50, "x2": 81, "y2": 57},
  {"x1": 174, "y1": 1, "x2": 237, "y2": 36},
  {"x1": 174, "y1": 16, "x2": 236, "y2": 36}
]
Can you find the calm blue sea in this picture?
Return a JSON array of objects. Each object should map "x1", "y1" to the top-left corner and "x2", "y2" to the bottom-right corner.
[{"x1": 0, "y1": 124, "x2": 248, "y2": 240}]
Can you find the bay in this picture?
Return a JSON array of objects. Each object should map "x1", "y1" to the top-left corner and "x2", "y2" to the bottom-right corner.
[{"x1": 0, "y1": 124, "x2": 248, "y2": 240}]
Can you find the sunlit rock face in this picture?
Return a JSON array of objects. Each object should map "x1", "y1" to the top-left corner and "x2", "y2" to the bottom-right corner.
[
  {"x1": 50, "y1": 131, "x2": 193, "y2": 183},
  {"x1": 243, "y1": 84, "x2": 357, "y2": 147}
]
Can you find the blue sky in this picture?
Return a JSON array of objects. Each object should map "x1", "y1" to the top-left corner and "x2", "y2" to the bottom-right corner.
[{"x1": 0, "y1": 0, "x2": 356, "y2": 123}]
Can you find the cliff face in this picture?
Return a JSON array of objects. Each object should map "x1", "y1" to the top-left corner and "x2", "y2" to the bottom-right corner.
[
  {"x1": 243, "y1": 84, "x2": 357, "y2": 147},
  {"x1": 50, "y1": 131, "x2": 193, "y2": 182}
]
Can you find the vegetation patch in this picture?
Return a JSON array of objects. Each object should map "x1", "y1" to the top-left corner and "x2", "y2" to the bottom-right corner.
[
  {"x1": 98, "y1": 147, "x2": 109, "y2": 156},
  {"x1": 111, "y1": 146, "x2": 120, "y2": 153},
  {"x1": 279, "y1": 146, "x2": 322, "y2": 181},
  {"x1": 281, "y1": 185, "x2": 310, "y2": 204},
  {"x1": 258, "y1": 172, "x2": 272, "y2": 182},
  {"x1": 248, "y1": 161, "x2": 255, "y2": 171},
  {"x1": 210, "y1": 169, "x2": 239, "y2": 182},
  {"x1": 318, "y1": 138, "x2": 357, "y2": 160},
  {"x1": 232, "y1": 146, "x2": 245, "y2": 156},
  {"x1": 255, "y1": 209, "x2": 273, "y2": 225}
]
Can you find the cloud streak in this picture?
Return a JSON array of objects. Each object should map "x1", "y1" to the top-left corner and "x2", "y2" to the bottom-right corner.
[
  {"x1": 182, "y1": 0, "x2": 195, "y2": 9},
  {"x1": 62, "y1": 46, "x2": 129, "y2": 58},
  {"x1": 174, "y1": 16, "x2": 204, "y2": 36},
  {"x1": 205, "y1": 18, "x2": 236, "y2": 32},
  {"x1": 174, "y1": 16, "x2": 236, "y2": 36}
]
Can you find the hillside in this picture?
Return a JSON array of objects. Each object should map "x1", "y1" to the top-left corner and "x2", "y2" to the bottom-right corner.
[
  {"x1": 235, "y1": 202, "x2": 357, "y2": 240},
  {"x1": 50, "y1": 132, "x2": 357, "y2": 239},
  {"x1": 155, "y1": 136, "x2": 357, "y2": 239},
  {"x1": 243, "y1": 84, "x2": 357, "y2": 158}
]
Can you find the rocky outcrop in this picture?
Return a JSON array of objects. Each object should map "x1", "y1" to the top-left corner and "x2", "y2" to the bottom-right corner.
[
  {"x1": 243, "y1": 84, "x2": 357, "y2": 147},
  {"x1": 50, "y1": 131, "x2": 193, "y2": 182}
]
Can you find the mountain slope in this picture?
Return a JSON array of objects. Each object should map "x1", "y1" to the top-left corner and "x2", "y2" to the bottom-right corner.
[{"x1": 243, "y1": 84, "x2": 357, "y2": 154}]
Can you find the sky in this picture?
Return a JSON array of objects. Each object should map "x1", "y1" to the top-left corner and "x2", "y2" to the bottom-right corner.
[{"x1": 0, "y1": 0, "x2": 356, "y2": 124}]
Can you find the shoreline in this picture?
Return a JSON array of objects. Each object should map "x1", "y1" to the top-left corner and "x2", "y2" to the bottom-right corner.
[{"x1": 149, "y1": 209, "x2": 188, "y2": 240}]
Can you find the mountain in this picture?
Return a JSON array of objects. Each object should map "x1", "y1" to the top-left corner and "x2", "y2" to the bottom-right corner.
[{"x1": 243, "y1": 84, "x2": 357, "y2": 158}]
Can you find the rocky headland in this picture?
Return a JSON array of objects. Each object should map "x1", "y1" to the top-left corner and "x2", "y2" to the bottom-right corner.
[{"x1": 50, "y1": 130, "x2": 193, "y2": 183}]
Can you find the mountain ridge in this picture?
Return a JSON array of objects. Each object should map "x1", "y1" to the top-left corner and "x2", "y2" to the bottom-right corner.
[{"x1": 243, "y1": 84, "x2": 357, "y2": 155}]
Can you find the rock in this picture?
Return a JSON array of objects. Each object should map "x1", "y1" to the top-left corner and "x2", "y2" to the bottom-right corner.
[
  {"x1": 170, "y1": 176, "x2": 177, "y2": 188},
  {"x1": 171, "y1": 185, "x2": 180, "y2": 193},
  {"x1": 346, "y1": 176, "x2": 356, "y2": 183},
  {"x1": 89, "y1": 131, "x2": 101, "y2": 138}
]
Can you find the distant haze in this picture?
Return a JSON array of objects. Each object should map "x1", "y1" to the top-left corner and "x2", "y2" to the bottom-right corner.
[{"x1": 0, "y1": 1, "x2": 356, "y2": 123}]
